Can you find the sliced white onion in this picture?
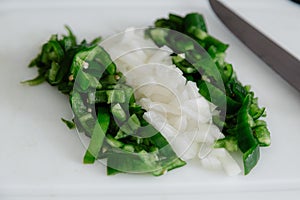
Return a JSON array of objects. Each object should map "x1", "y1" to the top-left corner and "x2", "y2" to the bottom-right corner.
[
  {"x1": 199, "y1": 148, "x2": 241, "y2": 176},
  {"x1": 103, "y1": 28, "x2": 241, "y2": 176}
]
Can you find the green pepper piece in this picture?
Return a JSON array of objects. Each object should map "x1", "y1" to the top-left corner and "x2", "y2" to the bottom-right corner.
[
  {"x1": 115, "y1": 130, "x2": 128, "y2": 140},
  {"x1": 70, "y1": 46, "x2": 102, "y2": 77},
  {"x1": 127, "y1": 114, "x2": 141, "y2": 131},
  {"x1": 222, "y1": 63, "x2": 233, "y2": 83},
  {"x1": 166, "y1": 32, "x2": 195, "y2": 54},
  {"x1": 172, "y1": 56, "x2": 197, "y2": 74},
  {"x1": 106, "y1": 166, "x2": 121, "y2": 176},
  {"x1": 94, "y1": 48, "x2": 116, "y2": 75},
  {"x1": 122, "y1": 144, "x2": 135, "y2": 153},
  {"x1": 61, "y1": 118, "x2": 75, "y2": 129},
  {"x1": 237, "y1": 95, "x2": 258, "y2": 152},
  {"x1": 78, "y1": 113, "x2": 96, "y2": 136},
  {"x1": 243, "y1": 144, "x2": 260, "y2": 175},
  {"x1": 237, "y1": 95, "x2": 260, "y2": 174},
  {"x1": 21, "y1": 75, "x2": 45, "y2": 86},
  {"x1": 198, "y1": 81, "x2": 241, "y2": 114},
  {"x1": 149, "y1": 132, "x2": 186, "y2": 175},
  {"x1": 106, "y1": 89, "x2": 126, "y2": 104},
  {"x1": 120, "y1": 84, "x2": 134, "y2": 103},
  {"x1": 226, "y1": 78, "x2": 248, "y2": 103},
  {"x1": 149, "y1": 132, "x2": 176, "y2": 158},
  {"x1": 204, "y1": 36, "x2": 229, "y2": 52},
  {"x1": 62, "y1": 25, "x2": 77, "y2": 50},
  {"x1": 41, "y1": 40, "x2": 64, "y2": 64},
  {"x1": 154, "y1": 18, "x2": 172, "y2": 29},
  {"x1": 111, "y1": 103, "x2": 127, "y2": 123},
  {"x1": 253, "y1": 121, "x2": 271, "y2": 147},
  {"x1": 76, "y1": 70, "x2": 101, "y2": 91},
  {"x1": 184, "y1": 13, "x2": 207, "y2": 33},
  {"x1": 106, "y1": 150, "x2": 157, "y2": 175},
  {"x1": 70, "y1": 92, "x2": 87, "y2": 117},
  {"x1": 214, "y1": 136, "x2": 238, "y2": 152},
  {"x1": 87, "y1": 90, "x2": 105, "y2": 104},
  {"x1": 169, "y1": 13, "x2": 184, "y2": 30},
  {"x1": 152, "y1": 158, "x2": 186, "y2": 176},
  {"x1": 70, "y1": 92, "x2": 95, "y2": 135},
  {"x1": 106, "y1": 134, "x2": 124, "y2": 148},
  {"x1": 47, "y1": 62, "x2": 61, "y2": 84},
  {"x1": 148, "y1": 28, "x2": 168, "y2": 47},
  {"x1": 185, "y1": 27, "x2": 228, "y2": 52},
  {"x1": 84, "y1": 106, "x2": 110, "y2": 164}
]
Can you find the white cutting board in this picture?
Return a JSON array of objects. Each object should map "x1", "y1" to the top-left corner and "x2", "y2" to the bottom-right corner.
[{"x1": 0, "y1": 0, "x2": 300, "y2": 199}]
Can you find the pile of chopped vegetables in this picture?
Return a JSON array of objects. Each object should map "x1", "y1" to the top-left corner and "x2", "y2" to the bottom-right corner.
[{"x1": 23, "y1": 12, "x2": 270, "y2": 176}]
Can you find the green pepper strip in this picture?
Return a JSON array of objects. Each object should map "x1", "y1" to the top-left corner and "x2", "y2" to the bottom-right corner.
[
  {"x1": 237, "y1": 95, "x2": 260, "y2": 175},
  {"x1": 84, "y1": 107, "x2": 110, "y2": 164},
  {"x1": 184, "y1": 13, "x2": 207, "y2": 33}
]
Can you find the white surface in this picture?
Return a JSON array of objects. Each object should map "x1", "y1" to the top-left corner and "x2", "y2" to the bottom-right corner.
[{"x1": 0, "y1": 0, "x2": 300, "y2": 199}]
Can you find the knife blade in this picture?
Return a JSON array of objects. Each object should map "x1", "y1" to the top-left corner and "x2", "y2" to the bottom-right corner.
[
  {"x1": 209, "y1": 0, "x2": 300, "y2": 92},
  {"x1": 291, "y1": 0, "x2": 300, "y2": 4}
]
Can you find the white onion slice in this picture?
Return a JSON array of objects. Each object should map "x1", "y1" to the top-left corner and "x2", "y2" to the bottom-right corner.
[{"x1": 103, "y1": 28, "x2": 241, "y2": 176}]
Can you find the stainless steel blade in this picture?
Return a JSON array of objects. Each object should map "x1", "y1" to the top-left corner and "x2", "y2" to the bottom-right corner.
[{"x1": 209, "y1": 0, "x2": 300, "y2": 92}]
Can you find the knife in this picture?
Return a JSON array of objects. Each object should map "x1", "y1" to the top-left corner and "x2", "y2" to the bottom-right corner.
[
  {"x1": 291, "y1": 0, "x2": 300, "y2": 4},
  {"x1": 209, "y1": 0, "x2": 300, "y2": 92}
]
